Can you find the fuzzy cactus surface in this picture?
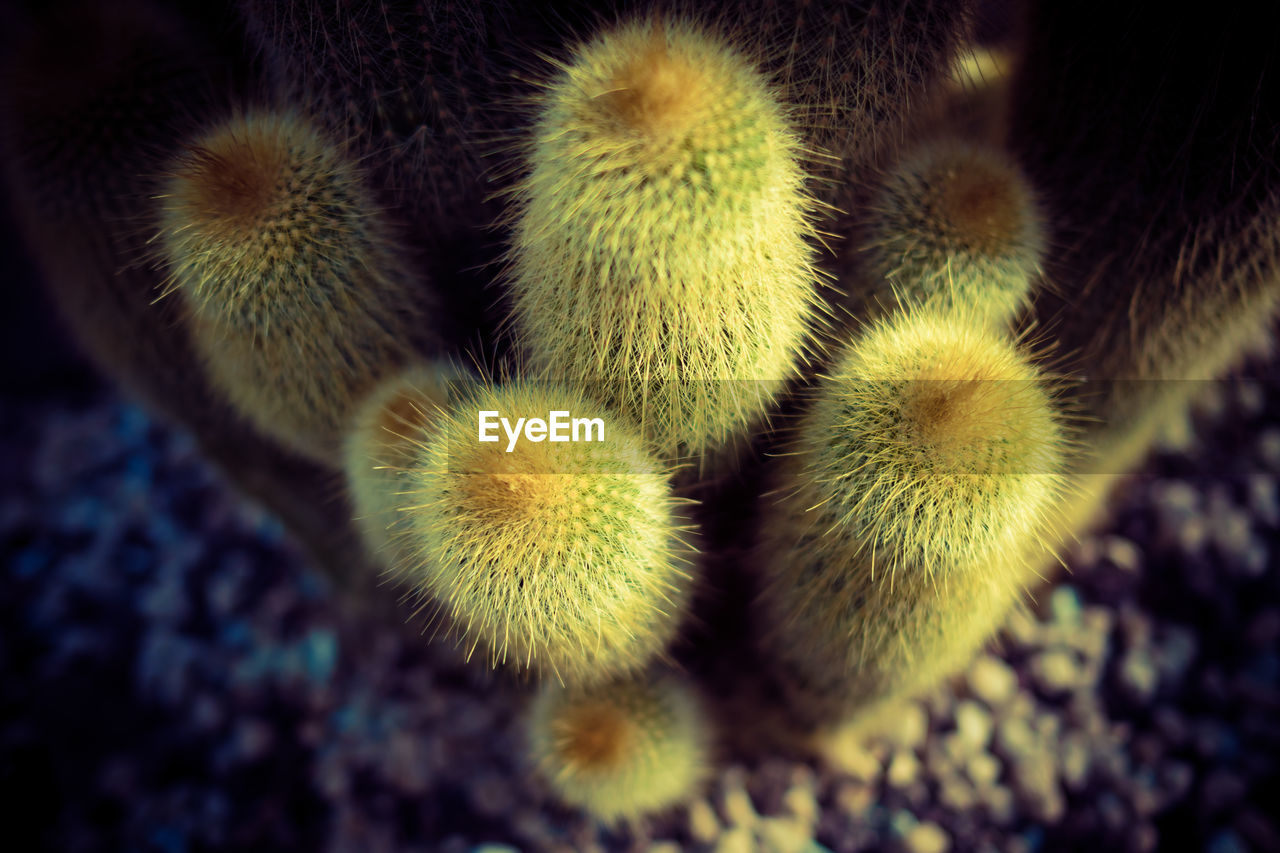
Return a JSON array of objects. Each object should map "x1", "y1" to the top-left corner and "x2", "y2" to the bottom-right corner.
[{"x1": 3, "y1": 0, "x2": 1278, "y2": 834}]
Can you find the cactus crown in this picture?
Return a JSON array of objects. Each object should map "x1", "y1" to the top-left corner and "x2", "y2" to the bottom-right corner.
[
  {"x1": 395, "y1": 380, "x2": 695, "y2": 684},
  {"x1": 801, "y1": 310, "x2": 1064, "y2": 574},
  {"x1": 528, "y1": 672, "x2": 709, "y2": 824},
  {"x1": 162, "y1": 111, "x2": 375, "y2": 320},
  {"x1": 509, "y1": 15, "x2": 819, "y2": 460},
  {"x1": 867, "y1": 139, "x2": 1044, "y2": 326}
]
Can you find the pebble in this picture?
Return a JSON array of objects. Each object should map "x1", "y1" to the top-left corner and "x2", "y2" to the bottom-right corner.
[
  {"x1": 1050, "y1": 585, "x2": 1083, "y2": 625},
  {"x1": 1155, "y1": 626, "x2": 1198, "y2": 683},
  {"x1": 825, "y1": 735, "x2": 882, "y2": 784},
  {"x1": 1009, "y1": 753, "x2": 1065, "y2": 822},
  {"x1": 1102, "y1": 536, "x2": 1142, "y2": 572},
  {"x1": 714, "y1": 827, "x2": 755, "y2": 853},
  {"x1": 887, "y1": 751, "x2": 921, "y2": 788},
  {"x1": 1117, "y1": 648, "x2": 1159, "y2": 703},
  {"x1": 722, "y1": 783, "x2": 759, "y2": 828},
  {"x1": 1128, "y1": 823, "x2": 1159, "y2": 853},
  {"x1": 1237, "y1": 379, "x2": 1265, "y2": 414},
  {"x1": 783, "y1": 784, "x2": 818, "y2": 826},
  {"x1": 233, "y1": 718, "x2": 274, "y2": 761},
  {"x1": 938, "y1": 776, "x2": 977, "y2": 811},
  {"x1": 835, "y1": 781, "x2": 874, "y2": 817},
  {"x1": 967, "y1": 752, "x2": 1002, "y2": 789},
  {"x1": 901, "y1": 821, "x2": 950, "y2": 853},
  {"x1": 983, "y1": 785, "x2": 1016, "y2": 827},
  {"x1": 953, "y1": 701, "x2": 993, "y2": 752},
  {"x1": 966, "y1": 655, "x2": 1017, "y2": 707},
  {"x1": 1031, "y1": 649, "x2": 1083, "y2": 696},
  {"x1": 758, "y1": 817, "x2": 812, "y2": 853},
  {"x1": 645, "y1": 845, "x2": 680, "y2": 853},
  {"x1": 1058, "y1": 733, "x2": 1091, "y2": 791},
  {"x1": 688, "y1": 799, "x2": 721, "y2": 845},
  {"x1": 469, "y1": 772, "x2": 513, "y2": 817},
  {"x1": 886, "y1": 702, "x2": 929, "y2": 751},
  {"x1": 995, "y1": 716, "x2": 1035, "y2": 758},
  {"x1": 1247, "y1": 474, "x2": 1278, "y2": 526},
  {"x1": 1259, "y1": 428, "x2": 1280, "y2": 468}
]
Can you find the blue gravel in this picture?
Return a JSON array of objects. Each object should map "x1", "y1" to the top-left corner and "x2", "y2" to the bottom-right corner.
[{"x1": 2, "y1": 368, "x2": 1278, "y2": 851}]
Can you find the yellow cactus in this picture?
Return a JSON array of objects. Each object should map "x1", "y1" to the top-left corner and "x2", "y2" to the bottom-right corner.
[
  {"x1": 865, "y1": 139, "x2": 1044, "y2": 329},
  {"x1": 508, "y1": 16, "x2": 819, "y2": 463},
  {"x1": 757, "y1": 308, "x2": 1067, "y2": 725},
  {"x1": 527, "y1": 670, "x2": 710, "y2": 824},
  {"x1": 158, "y1": 110, "x2": 424, "y2": 462},
  {"x1": 390, "y1": 379, "x2": 696, "y2": 684}
]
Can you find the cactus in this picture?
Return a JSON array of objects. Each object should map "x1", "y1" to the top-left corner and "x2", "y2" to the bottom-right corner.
[
  {"x1": 388, "y1": 378, "x2": 695, "y2": 684},
  {"x1": 238, "y1": 0, "x2": 495, "y2": 221},
  {"x1": 7, "y1": 0, "x2": 1280, "y2": 831},
  {"x1": 507, "y1": 16, "x2": 819, "y2": 463},
  {"x1": 1, "y1": 0, "x2": 223, "y2": 427},
  {"x1": 863, "y1": 138, "x2": 1044, "y2": 328},
  {"x1": 343, "y1": 361, "x2": 465, "y2": 567},
  {"x1": 0, "y1": 0, "x2": 373, "y2": 583},
  {"x1": 756, "y1": 308, "x2": 1066, "y2": 725},
  {"x1": 526, "y1": 670, "x2": 710, "y2": 823},
  {"x1": 158, "y1": 109, "x2": 428, "y2": 463},
  {"x1": 1010, "y1": 0, "x2": 1280, "y2": 479}
]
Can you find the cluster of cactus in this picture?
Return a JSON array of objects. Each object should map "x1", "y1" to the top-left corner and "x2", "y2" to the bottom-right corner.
[{"x1": 4, "y1": 0, "x2": 1277, "y2": 826}]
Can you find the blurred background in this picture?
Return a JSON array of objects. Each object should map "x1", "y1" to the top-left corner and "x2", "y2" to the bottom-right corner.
[{"x1": 2, "y1": 1, "x2": 1279, "y2": 851}]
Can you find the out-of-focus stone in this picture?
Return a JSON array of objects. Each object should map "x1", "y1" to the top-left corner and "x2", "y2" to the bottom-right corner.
[
  {"x1": 758, "y1": 817, "x2": 812, "y2": 853},
  {"x1": 887, "y1": 751, "x2": 920, "y2": 788},
  {"x1": 1031, "y1": 649, "x2": 1082, "y2": 696},
  {"x1": 901, "y1": 821, "x2": 950, "y2": 853},
  {"x1": 954, "y1": 701, "x2": 993, "y2": 752},
  {"x1": 967, "y1": 655, "x2": 1017, "y2": 707},
  {"x1": 689, "y1": 798, "x2": 721, "y2": 845}
]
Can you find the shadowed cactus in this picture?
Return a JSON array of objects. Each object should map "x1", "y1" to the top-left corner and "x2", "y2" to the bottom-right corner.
[
  {"x1": 1, "y1": 0, "x2": 222, "y2": 425},
  {"x1": 159, "y1": 109, "x2": 428, "y2": 463},
  {"x1": 385, "y1": 379, "x2": 696, "y2": 684},
  {"x1": 238, "y1": 0, "x2": 496, "y2": 220},
  {"x1": 527, "y1": 669, "x2": 710, "y2": 823},
  {"x1": 1011, "y1": 0, "x2": 1280, "y2": 479},
  {"x1": 508, "y1": 16, "x2": 820, "y2": 464},
  {"x1": 756, "y1": 307, "x2": 1066, "y2": 726},
  {"x1": 0, "y1": 0, "x2": 373, "y2": 583},
  {"x1": 864, "y1": 138, "x2": 1044, "y2": 328}
]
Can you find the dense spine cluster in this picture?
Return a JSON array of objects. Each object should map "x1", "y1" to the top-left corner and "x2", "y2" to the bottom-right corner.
[
  {"x1": 865, "y1": 139, "x2": 1044, "y2": 328},
  {"x1": 7, "y1": 0, "x2": 1278, "y2": 827},
  {"x1": 509, "y1": 17, "x2": 819, "y2": 462},
  {"x1": 343, "y1": 362, "x2": 464, "y2": 566},
  {"x1": 527, "y1": 671, "x2": 710, "y2": 824},
  {"x1": 159, "y1": 110, "x2": 426, "y2": 462},
  {"x1": 390, "y1": 380, "x2": 695, "y2": 684},
  {"x1": 756, "y1": 309, "x2": 1066, "y2": 724}
]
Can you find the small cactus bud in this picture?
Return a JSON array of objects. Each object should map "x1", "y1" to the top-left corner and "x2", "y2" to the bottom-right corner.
[
  {"x1": 866, "y1": 139, "x2": 1044, "y2": 328},
  {"x1": 343, "y1": 362, "x2": 464, "y2": 567},
  {"x1": 527, "y1": 670, "x2": 710, "y2": 823}
]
